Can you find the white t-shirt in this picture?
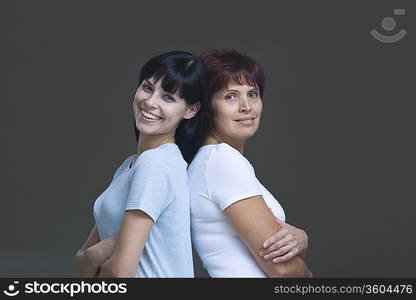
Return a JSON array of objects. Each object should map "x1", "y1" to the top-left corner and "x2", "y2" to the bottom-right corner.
[
  {"x1": 93, "y1": 143, "x2": 194, "y2": 277},
  {"x1": 188, "y1": 143, "x2": 285, "y2": 277}
]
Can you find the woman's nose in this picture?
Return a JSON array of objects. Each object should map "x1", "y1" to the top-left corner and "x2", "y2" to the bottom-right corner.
[
  {"x1": 239, "y1": 98, "x2": 252, "y2": 113},
  {"x1": 144, "y1": 93, "x2": 159, "y2": 108}
]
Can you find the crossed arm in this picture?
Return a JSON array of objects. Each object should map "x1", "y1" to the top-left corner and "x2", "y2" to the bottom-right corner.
[
  {"x1": 75, "y1": 210, "x2": 153, "y2": 278},
  {"x1": 97, "y1": 210, "x2": 153, "y2": 277},
  {"x1": 75, "y1": 225, "x2": 112, "y2": 277},
  {"x1": 224, "y1": 195, "x2": 312, "y2": 277},
  {"x1": 76, "y1": 209, "x2": 310, "y2": 277},
  {"x1": 260, "y1": 216, "x2": 309, "y2": 263}
]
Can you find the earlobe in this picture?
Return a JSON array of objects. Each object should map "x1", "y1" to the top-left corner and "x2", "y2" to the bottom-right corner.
[{"x1": 184, "y1": 102, "x2": 201, "y2": 119}]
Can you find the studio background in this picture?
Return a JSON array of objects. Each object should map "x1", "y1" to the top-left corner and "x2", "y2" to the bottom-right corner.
[{"x1": 1, "y1": 0, "x2": 415, "y2": 277}]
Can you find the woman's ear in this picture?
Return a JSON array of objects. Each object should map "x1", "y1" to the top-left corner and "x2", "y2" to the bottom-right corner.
[{"x1": 183, "y1": 102, "x2": 201, "y2": 119}]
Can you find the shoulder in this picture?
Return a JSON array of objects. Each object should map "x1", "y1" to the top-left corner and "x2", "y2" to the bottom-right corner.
[
  {"x1": 205, "y1": 143, "x2": 256, "y2": 183},
  {"x1": 124, "y1": 154, "x2": 136, "y2": 166},
  {"x1": 207, "y1": 143, "x2": 253, "y2": 170},
  {"x1": 137, "y1": 144, "x2": 186, "y2": 171},
  {"x1": 204, "y1": 144, "x2": 261, "y2": 209},
  {"x1": 112, "y1": 154, "x2": 136, "y2": 179},
  {"x1": 118, "y1": 154, "x2": 136, "y2": 167}
]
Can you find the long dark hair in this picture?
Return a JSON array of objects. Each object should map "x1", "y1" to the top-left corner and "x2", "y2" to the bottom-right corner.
[{"x1": 133, "y1": 51, "x2": 209, "y2": 164}]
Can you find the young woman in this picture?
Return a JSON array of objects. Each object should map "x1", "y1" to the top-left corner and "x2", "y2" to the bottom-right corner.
[
  {"x1": 188, "y1": 49, "x2": 312, "y2": 277},
  {"x1": 75, "y1": 51, "x2": 209, "y2": 277}
]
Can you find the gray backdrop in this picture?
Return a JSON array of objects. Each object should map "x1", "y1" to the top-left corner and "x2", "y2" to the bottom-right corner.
[{"x1": 1, "y1": 0, "x2": 415, "y2": 277}]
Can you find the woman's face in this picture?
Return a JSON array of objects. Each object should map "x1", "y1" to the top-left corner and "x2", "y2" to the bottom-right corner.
[
  {"x1": 133, "y1": 76, "x2": 199, "y2": 136},
  {"x1": 210, "y1": 80, "x2": 262, "y2": 145}
]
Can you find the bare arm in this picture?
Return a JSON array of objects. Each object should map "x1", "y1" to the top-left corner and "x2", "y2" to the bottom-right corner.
[
  {"x1": 97, "y1": 210, "x2": 153, "y2": 278},
  {"x1": 75, "y1": 225, "x2": 118, "y2": 277},
  {"x1": 260, "y1": 218, "x2": 309, "y2": 263},
  {"x1": 224, "y1": 195, "x2": 312, "y2": 277},
  {"x1": 75, "y1": 225, "x2": 101, "y2": 277}
]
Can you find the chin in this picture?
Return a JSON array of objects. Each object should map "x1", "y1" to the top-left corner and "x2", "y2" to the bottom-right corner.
[
  {"x1": 135, "y1": 123, "x2": 154, "y2": 135},
  {"x1": 230, "y1": 133, "x2": 254, "y2": 144},
  {"x1": 242, "y1": 133, "x2": 255, "y2": 141},
  {"x1": 240, "y1": 128, "x2": 258, "y2": 138}
]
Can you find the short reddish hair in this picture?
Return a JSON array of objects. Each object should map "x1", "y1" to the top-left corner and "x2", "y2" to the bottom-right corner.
[{"x1": 199, "y1": 49, "x2": 265, "y2": 98}]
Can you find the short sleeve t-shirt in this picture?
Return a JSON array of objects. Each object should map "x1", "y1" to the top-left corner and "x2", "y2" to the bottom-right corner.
[
  {"x1": 188, "y1": 143, "x2": 285, "y2": 277},
  {"x1": 93, "y1": 143, "x2": 194, "y2": 277}
]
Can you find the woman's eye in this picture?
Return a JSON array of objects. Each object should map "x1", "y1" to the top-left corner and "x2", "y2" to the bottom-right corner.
[
  {"x1": 142, "y1": 84, "x2": 152, "y2": 92},
  {"x1": 225, "y1": 94, "x2": 236, "y2": 101},
  {"x1": 162, "y1": 95, "x2": 175, "y2": 102},
  {"x1": 248, "y1": 91, "x2": 258, "y2": 98}
]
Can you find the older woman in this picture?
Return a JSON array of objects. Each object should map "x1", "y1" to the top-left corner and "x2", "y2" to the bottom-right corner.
[{"x1": 188, "y1": 49, "x2": 312, "y2": 277}]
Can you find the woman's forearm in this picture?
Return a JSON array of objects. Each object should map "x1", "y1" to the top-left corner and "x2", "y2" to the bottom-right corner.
[
  {"x1": 96, "y1": 210, "x2": 154, "y2": 278},
  {"x1": 75, "y1": 248, "x2": 100, "y2": 277},
  {"x1": 272, "y1": 255, "x2": 312, "y2": 278},
  {"x1": 75, "y1": 225, "x2": 102, "y2": 277},
  {"x1": 224, "y1": 195, "x2": 312, "y2": 277}
]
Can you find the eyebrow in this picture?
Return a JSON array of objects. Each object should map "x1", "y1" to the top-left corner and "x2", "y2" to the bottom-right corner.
[
  {"x1": 144, "y1": 79, "x2": 153, "y2": 86},
  {"x1": 144, "y1": 79, "x2": 179, "y2": 98},
  {"x1": 226, "y1": 87, "x2": 259, "y2": 93}
]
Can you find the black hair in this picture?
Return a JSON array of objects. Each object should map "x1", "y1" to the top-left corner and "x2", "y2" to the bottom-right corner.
[{"x1": 133, "y1": 51, "x2": 209, "y2": 164}]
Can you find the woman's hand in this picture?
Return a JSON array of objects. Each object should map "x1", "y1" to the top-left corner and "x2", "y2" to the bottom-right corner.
[
  {"x1": 96, "y1": 256, "x2": 115, "y2": 278},
  {"x1": 259, "y1": 218, "x2": 308, "y2": 263},
  {"x1": 87, "y1": 236, "x2": 118, "y2": 267}
]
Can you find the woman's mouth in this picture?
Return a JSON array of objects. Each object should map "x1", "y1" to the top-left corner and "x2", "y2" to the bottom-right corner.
[
  {"x1": 235, "y1": 117, "x2": 255, "y2": 125},
  {"x1": 139, "y1": 108, "x2": 162, "y2": 122}
]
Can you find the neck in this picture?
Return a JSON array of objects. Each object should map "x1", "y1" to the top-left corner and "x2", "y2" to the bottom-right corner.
[
  {"x1": 204, "y1": 129, "x2": 245, "y2": 154},
  {"x1": 137, "y1": 133, "x2": 175, "y2": 155}
]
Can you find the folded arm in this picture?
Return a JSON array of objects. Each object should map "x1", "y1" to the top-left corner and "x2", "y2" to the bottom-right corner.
[
  {"x1": 76, "y1": 225, "x2": 119, "y2": 277},
  {"x1": 224, "y1": 195, "x2": 312, "y2": 277},
  {"x1": 97, "y1": 210, "x2": 153, "y2": 278},
  {"x1": 260, "y1": 218, "x2": 309, "y2": 263}
]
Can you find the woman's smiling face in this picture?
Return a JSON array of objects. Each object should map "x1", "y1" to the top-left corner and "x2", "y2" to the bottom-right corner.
[
  {"x1": 210, "y1": 80, "x2": 263, "y2": 145},
  {"x1": 133, "y1": 76, "x2": 197, "y2": 136}
]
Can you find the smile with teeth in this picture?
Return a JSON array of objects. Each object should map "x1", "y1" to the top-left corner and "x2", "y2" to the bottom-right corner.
[
  {"x1": 235, "y1": 117, "x2": 255, "y2": 125},
  {"x1": 140, "y1": 108, "x2": 162, "y2": 121}
]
